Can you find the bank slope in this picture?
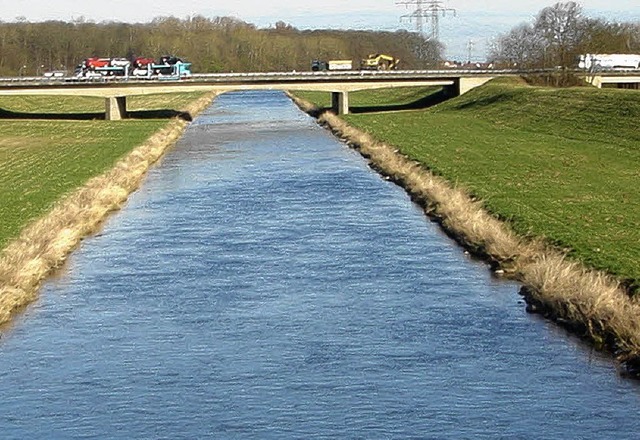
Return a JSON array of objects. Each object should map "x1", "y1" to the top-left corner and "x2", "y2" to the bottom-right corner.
[
  {"x1": 291, "y1": 80, "x2": 640, "y2": 375},
  {"x1": 343, "y1": 79, "x2": 640, "y2": 293},
  {"x1": 0, "y1": 92, "x2": 216, "y2": 325}
]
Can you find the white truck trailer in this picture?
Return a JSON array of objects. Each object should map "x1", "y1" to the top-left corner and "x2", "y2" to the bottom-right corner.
[{"x1": 579, "y1": 54, "x2": 640, "y2": 71}]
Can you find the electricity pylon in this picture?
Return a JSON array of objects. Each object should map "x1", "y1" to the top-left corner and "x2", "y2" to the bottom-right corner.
[{"x1": 396, "y1": 0, "x2": 456, "y2": 41}]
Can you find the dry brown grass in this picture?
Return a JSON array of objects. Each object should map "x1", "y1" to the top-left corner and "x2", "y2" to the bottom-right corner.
[
  {"x1": 519, "y1": 252, "x2": 640, "y2": 355},
  {"x1": 290, "y1": 93, "x2": 640, "y2": 374},
  {"x1": 0, "y1": 92, "x2": 217, "y2": 325},
  {"x1": 318, "y1": 110, "x2": 526, "y2": 267}
]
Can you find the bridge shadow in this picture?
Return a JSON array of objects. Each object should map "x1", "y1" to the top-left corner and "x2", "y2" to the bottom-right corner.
[
  {"x1": 128, "y1": 110, "x2": 193, "y2": 121},
  {"x1": 450, "y1": 91, "x2": 514, "y2": 111},
  {"x1": 308, "y1": 89, "x2": 453, "y2": 115},
  {"x1": 0, "y1": 108, "x2": 192, "y2": 121},
  {"x1": 0, "y1": 108, "x2": 104, "y2": 120},
  {"x1": 349, "y1": 89, "x2": 452, "y2": 114}
]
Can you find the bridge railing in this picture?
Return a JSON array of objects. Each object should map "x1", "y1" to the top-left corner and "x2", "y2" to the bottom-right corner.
[{"x1": 0, "y1": 69, "x2": 548, "y2": 85}]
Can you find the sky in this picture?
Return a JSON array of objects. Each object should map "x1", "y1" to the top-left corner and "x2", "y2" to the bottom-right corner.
[{"x1": 1, "y1": 0, "x2": 639, "y2": 61}]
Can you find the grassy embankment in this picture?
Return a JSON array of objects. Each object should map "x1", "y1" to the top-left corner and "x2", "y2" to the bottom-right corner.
[
  {"x1": 297, "y1": 86, "x2": 445, "y2": 114},
  {"x1": 294, "y1": 80, "x2": 640, "y2": 371},
  {"x1": 0, "y1": 92, "x2": 215, "y2": 324}
]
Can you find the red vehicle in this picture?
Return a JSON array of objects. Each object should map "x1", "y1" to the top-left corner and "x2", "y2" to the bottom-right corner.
[
  {"x1": 84, "y1": 57, "x2": 111, "y2": 69},
  {"x1": 131, "y1": 57, "x2": 155, "y2": 77},
  {"x1": 133, "y1": 57, "x2": 155, "y2": 68},
  {"x1": 75, "y1": 57, "x2": 129, "y2": 77}
]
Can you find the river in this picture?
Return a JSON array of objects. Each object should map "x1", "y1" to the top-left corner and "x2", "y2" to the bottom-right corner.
[{"x1": 1, "y1": 90, "x2": 639, "y2": 439}]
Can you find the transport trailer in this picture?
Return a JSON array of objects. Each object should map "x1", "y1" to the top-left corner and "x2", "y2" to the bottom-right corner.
[
  {"x1": 311, "y1": 59, "x2": 353, "y2": 71},
  {"x1": 152, "y1": 56, "x2": 192, "y2": 79},
  {"x1": 74, "y1": 57, "x2": 130, "y2": 78},
  {"x1": 74, "y1": 55, "x2": 192, "y2": 80},
  {"x1": 579, "y1": 54, "x2": 640, "y2": 71}
]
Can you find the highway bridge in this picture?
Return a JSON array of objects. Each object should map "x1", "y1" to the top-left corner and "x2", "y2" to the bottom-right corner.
[{"x1": 0, "y1": 69, "x2": 637, "y2": 120}]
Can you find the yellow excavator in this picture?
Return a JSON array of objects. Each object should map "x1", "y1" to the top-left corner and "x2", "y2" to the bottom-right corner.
[{"x1": 360, "y1": 54, "x2": 400, "y2": 70}]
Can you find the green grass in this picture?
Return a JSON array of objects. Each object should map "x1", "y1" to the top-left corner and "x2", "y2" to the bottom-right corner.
[
  {"x1": 294, "y1": 86, "x2": 443, "y2": 111},
  {"x1": 0, "y1": 93, "x2": 207, "y2": 249},
  {"x1": 298, "y1": 80, "x2": 640, "y2": 289},
  {"x1": 0, "y1": 93, "x2": 205, "y2": 114}
]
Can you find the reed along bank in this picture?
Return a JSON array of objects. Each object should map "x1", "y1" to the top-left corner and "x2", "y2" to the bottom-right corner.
[
  {"x1": 290, "y1": 79, "x2": 640, "y2": 376},
  {"x1": 0, "y1": 92, "x2": 217, "y2": 326}
]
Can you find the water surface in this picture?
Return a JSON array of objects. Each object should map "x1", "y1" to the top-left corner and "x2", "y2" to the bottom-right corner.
[{"x1": 1, "y1": 91, "x2": 638, "y2": 439}]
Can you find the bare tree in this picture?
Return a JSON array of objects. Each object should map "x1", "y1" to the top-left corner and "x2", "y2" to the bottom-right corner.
[
  {"x1": 534, "y1": 1, "x2": 584, "y2": 67},
  {"x1": 490, "y1": 1, "x2": 640, "y2": 71},
  {"x1": 490, "y1": 23, "x2": 545, "y2": 68}
]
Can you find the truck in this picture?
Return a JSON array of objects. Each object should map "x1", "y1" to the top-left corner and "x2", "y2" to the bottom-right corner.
[
  {"x1": 578, "y1": 54, "x2": 640, "y2": 71},
  {"x1": 311, "y1": 59, "x2": 353, "y2": 71},
  {"x1": 131, "y1": 55, "x2": 192, "y2": 79},
  {"x1": 74, "y1": 55, "x2": 192, "y2": 79}
]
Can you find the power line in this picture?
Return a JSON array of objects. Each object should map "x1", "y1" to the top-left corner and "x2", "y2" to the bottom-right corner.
[{"x1": 396, "y1": 0, "x2": 456, "y2": 41}]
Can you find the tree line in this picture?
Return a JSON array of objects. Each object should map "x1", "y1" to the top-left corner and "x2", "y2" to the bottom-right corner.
[
  {"x1": 490, "y1": 1, "x2": 640, "y2": 69},
  {"x1": 0, "y1": 16, "x2": 441, "y2": 76}
]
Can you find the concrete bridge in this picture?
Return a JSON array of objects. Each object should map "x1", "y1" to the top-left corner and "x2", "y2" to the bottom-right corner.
[
  {"x1": 0, "y1": 70, "x2": 637, "y2": 120},
  {"x1": 584, "y1": 72, "x2": 640, "y2": 89},
  {"x1": 0, "y1": 70, "x2": 503, "y2": 120}
]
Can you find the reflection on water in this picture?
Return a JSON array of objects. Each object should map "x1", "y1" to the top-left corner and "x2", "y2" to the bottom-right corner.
[{"x1": 0, "y1": 91, "x2": 639, "y2": 439}]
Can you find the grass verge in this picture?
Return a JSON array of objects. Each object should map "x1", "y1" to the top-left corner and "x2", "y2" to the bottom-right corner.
[
  {"x1": 0, "y1": 93, "x2": 207, "y2": 249},
  {"x1": 289, "y1": 81, "x2": 640, "y2": 377},
  {"x1": 0, "y1": 92, "x2": 216, "y2": 325},
  {"x1": 294, "y1": 86, "x2": 445, "y2": 113},
  {"x1": 341, "y1": 79, "x2": 639, "y2": 291}
]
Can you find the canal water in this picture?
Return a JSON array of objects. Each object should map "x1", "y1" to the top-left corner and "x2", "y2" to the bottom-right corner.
[{"x1": 1, "y1": 91, "x2": 639, "y2": 439}]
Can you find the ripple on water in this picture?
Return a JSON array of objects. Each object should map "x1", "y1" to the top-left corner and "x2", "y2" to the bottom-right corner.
[{"x1": 0, "y1": 90, "x2": 639, "y2": 439}]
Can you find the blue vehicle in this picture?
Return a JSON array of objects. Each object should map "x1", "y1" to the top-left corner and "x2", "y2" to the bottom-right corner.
[{"x1": 132, "y1": 55, "x2": 192, "y2": 79}]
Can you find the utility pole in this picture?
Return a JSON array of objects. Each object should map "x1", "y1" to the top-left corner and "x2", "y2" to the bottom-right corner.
[
  {"x1": 467, "y1": 40, "x2": 474, "y2": 64},
  {"x1": 396, "y1": 0, "x2": 456, "y2": 41}
]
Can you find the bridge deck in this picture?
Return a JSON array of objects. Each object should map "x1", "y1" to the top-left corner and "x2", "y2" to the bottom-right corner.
[{"x1": 0, "y1": 69, "x2": 636, "y2": 118}]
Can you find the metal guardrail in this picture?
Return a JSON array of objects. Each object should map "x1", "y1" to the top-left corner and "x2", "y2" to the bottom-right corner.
[{"x1": 0, "y1": 69, "x2": 543, "y2": 86}]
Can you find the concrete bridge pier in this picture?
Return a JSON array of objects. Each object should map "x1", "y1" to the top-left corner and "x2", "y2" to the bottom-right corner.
[
  {"x1": 446, "y1": 77, "x2": 494, "y2": 97},
  {"x1": 105, "y1": 96, "x2": 127, "y2": 120},
  {"x1": 586, "y1": 75, "x2": 640, "y2": 89},
  {"x1": 331, "y1": 91, "x2": 349, "y2": 115}
]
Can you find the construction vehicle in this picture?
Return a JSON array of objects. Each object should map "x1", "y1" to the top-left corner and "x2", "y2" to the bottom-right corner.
[
  {"x1": 311, "y1": 59, "x2": 353, "y2": 71},
  {"x1": 360, "y1": 54, "x2": 400, "y2": 70}
]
